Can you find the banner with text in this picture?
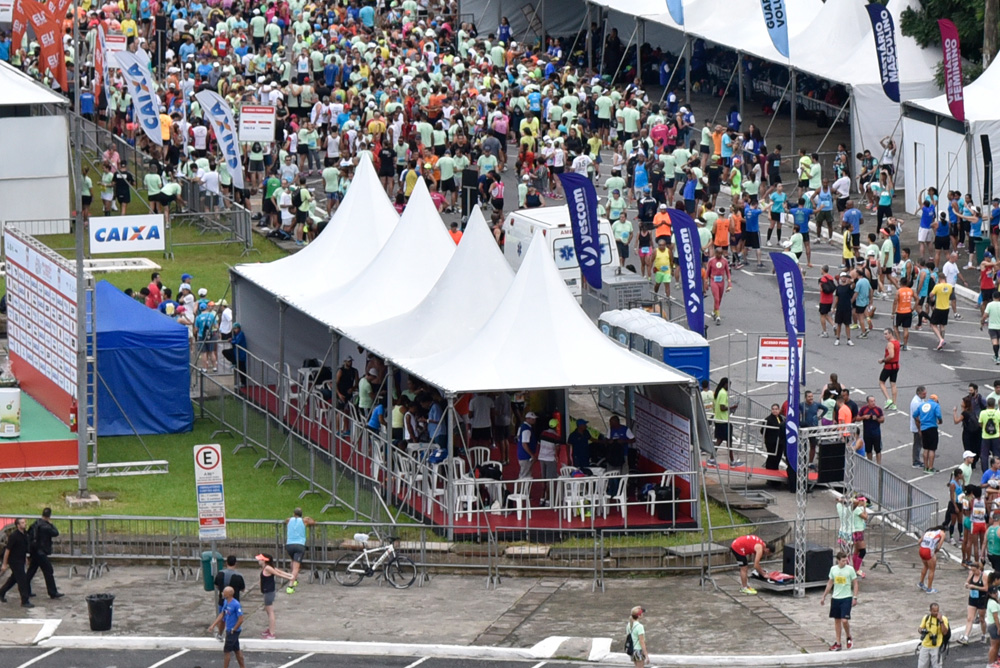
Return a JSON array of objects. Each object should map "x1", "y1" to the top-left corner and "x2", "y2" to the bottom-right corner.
[
  {"x1": 556, "y1": 172, "x2": 602, "y2": 289},
  {"x1": 670, "y1": 209, "x2": 704, "y2": 335},
  {"x1": 770, "y1": 252, "x2": 803, "y2": 471},
  {"x1": 196, "y1": 90, "x2": 246, "y2": 190},
  {"x1": 113, "y1": 50, "x2": 164, "y2": 146},
  {"x1": 238, "y1": 105, "x2": 277, "y2": 143},
  {"x1": 939, "y1": 19, "x2": 965, "y2": 122},
  {"x1": 89, "y1": 214, "x2": 165, "y2": 254},
  {"x1": 865, "y1": 3, "x2": 900, "y2": 103},
  {"x1": 760, "y1": 0, "x2": 789, "y2": 58},
  {"x1": 25, "y1": 0, "x2": 67, "y2": 91}
]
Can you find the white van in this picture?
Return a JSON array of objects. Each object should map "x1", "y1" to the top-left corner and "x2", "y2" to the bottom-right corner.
[{"x1": 502, "y1": 206, "x2": 619, "y2": 298}]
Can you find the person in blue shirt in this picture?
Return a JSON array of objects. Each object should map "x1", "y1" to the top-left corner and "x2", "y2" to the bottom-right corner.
[
  {"x1": 853, "y1": 269, "x2": 872, "y2": 337},
  {"x1": 842, "y1": 202, "x2": 863, "y2": 259},
  {"x1": 682, "y1": 171, "x2": 697, "y2": 214},
  {"x1": 209, "y1": 586, "x2": 245, "y2": 668},
  {"x1": 359, "y1": 3, "x2": 375, "y2": 28},
  {"x1": 933, "y1": 211, "x2": 951, "y2": 268},
  {"x1": 283, "y1": 507, "x2": 315, "y2": 593},
  {"x1": 743, "y1": 199, "x2": 763, "y2": 268},
  {"x1": 912, "y1": 394, "x2": 943, "y2": 473},
  {"x1": 789, "y1": 198, "x2": 814, "y2": 267},
  {"x1": 225, "y1": 323, "x2": 247, "y2": 387},
  {"x1": 811, "y1": 179, "x2": 835, "y2": 242},
  {"x1": 763, "y1": 183, "x2": 787, "y2": 246},
  {"x1": 516, "y1": 413, "x2": 539, "y2": 479},
  {"x1": 0, "y1": 33, "x2": 11, "y2": 62},
  {"x1": 498, "y1": 17, "x2": 512, "y2": 45},
  {"x1": 568, "y1": 419, "x2": 592, "y2": 470},
  {"x1": 915, "y1": 198, "x2": 937, "y2": 260}
]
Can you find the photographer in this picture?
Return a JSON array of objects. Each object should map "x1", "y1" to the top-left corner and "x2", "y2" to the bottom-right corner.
[{"x1": 918, "y1": 602, "x2": 949, "y2": 668}]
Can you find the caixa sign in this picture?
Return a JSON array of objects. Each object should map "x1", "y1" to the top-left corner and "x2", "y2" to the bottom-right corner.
[{"x1": 89, "y1": 214, "x2": 166, "y2": 254}]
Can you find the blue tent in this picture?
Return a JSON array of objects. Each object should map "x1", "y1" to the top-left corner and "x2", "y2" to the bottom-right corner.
[{"x1": 95, "y1": 280, "x2": 193, "y2": 436}]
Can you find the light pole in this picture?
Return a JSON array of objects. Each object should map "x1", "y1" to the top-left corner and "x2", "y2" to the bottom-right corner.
[{"x1": 72, "y1": 0, "x2": 88, "y2": 498}]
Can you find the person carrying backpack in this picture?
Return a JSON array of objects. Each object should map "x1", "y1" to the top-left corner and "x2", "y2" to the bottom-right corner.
[
  {"x1": 624, "y1": 606, "x2": 648, "y2": 667},
  {"x1": 980, "y1": 398, "x2": 1000, "y2": 466},
  {"x1": 917, "y1": 602, "x2": 950, "y2": 668}
]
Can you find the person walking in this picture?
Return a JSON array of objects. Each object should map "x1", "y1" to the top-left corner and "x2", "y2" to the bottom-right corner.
[
  {"x1": 708, "y1": 378, "x2": 743, "y2": 468},
  {"x1": 283, "y1": 508, "x2": 316, "y2": 594},
  {"x1": 516, "y1": 411, "x2": 539, "y2": 480},
  {"x1": 254, "y1": 553, "x2": 294, "y2": 639},
  {"x1": 986, "y1": 586, "x2": 1000, "y2": 666},
  {"x1": 211, "y1": 555, "x2": 246, "y2": 639},
  {"x1": 958, "y1": 561, "x2": 987, "y2": 644},
  {"x1": 917, "y1": 602, "x2": 950, "y2": 668},
  {"x1": 913, "y1": 393, "x2": 943, "y2": 474},
  {"x1": 209, "y1": 586, "x2": 246, "y2": 668},
  {"x1": 877, "y1": 329, "x2": 900, "y2": 411},
  {"x1": 982, "y1": 291, "x2": 1000, "y2": 364},
  {"x1": 820, "y1": 551, "x2": 859, "y2": 651},
  {"x1": 919, "y1": 525, "x2": 948, "y2": 593},
  {"x1": 981, "y1": 398, "x2": 1000, "y2": 470},
  {"x1": 626, "y1": 606, "x2": 648, "y2": 668},
  {"x1": 0, "y1": 518, "x2": 33, "y2": 607},
  {"x1": 910, "y1": 386, "x2": 928, "y2": 469},
  {"x1": 833, "y1": 272, "x2": 855, "y2": 346},
  {"x1": 818, "y1": 266, "x2": 836, "y2": 338},
  {"x1": 24, "y1": 508, "x2": 63, "y2": 600},
  {"x1": 706, "y1": 245, "x2": 733, "y2": 325},
  {"x1": 858, "y1": 397, "x2": 885, "y2": 466}
]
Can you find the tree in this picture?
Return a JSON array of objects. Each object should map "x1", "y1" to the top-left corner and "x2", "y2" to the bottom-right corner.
[
  {"x1": 985, "y1": 0, "x2": 999, "y2": 66},
  {"x1": 899, "y1": 0, "x2": 994, "y2": 85}
]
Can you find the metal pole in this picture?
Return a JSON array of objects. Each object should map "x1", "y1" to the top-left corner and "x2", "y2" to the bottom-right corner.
[
  {"x1": 599, "y1": 15, "x2": 609, "y2": 76},
  {"x1": 635, "y1": 18, "x2": 642, "y2": 85},
  {"x1": 658, "y1": 41, "x2": 687, "y2": 104},
  {"x1": 712, "y1": 59, "x2": 739, "y2": 125},
  {"x1": 445, "y1": 394, "x2": 456, "y2": 540},
  {"x1": 967, "y1": 123, "x2": 975, "y2": 196},
  {"x1": 789, "y1": 68, "x2": 797, "y2": 158},
  {"x1": 763, "y1": 80, "x2": 791, "y2": 144},
  {"x1": 611, "y1": 24, "x2": 638, "y2": 85},
  {"x1": 73, "y1": 0, "x2": 88, "y2": 498},
  {"x1": 737, "y1": 53, "x2": 744, "y2": 128},
  {"x1": 814, "y1": 97, "x2": 852, "y2": 154},
  {"x1": 684, "y1": 36, "x2": 692, "y2": 106},
  {"x1": 586, "y1": 1, "x2": 593, "y2": 72}
]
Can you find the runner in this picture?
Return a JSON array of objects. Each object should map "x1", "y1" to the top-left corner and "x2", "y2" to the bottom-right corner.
[
  {"x1": 818, "y1": 266, "x2": 836, "y2": 338},
  {"x1": 918, "y1": 525, "x2": 948, "y2": 594},
  {"x1": 877, "y1": 329, "x2": 901, "y2": 410},
  {"x1": 929, "y1": 274, "x2": 954, "y2": 351},
  {"x1": 833, "y1": 273, "x2": 855, "y2": 346},
  {"x1": 982, "y1": 291, "x2": 1000, "y2": 364},
  {"x1": 705, "y1": 246, "x2": 733, "y2": 326},
  {"x1": 893, "y1": 278, "x2": 915, "y2": 351}
]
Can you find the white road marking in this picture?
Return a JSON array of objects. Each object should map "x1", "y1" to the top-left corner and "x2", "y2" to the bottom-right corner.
[
  {"x1": 741, "y1": 269, "x2": 755, "y2": 277},
  {"x1": 403, "y1": 658, "x2": 430, "y2": 668},
  {"x1": 277, "y1": 653, "x2": 315, "y2": 668},
  {"x1": 531, "y1": 662, "x2": 549, "y2": 668},
  {"x1": 748, "y1": 383, "x2": 778, "y2": 393},
  {"x1": 711, "y1": 356, "x2": 757, "y2": 373},
  {"x1": 148, "y1": 649, "x2": 190, "y2": 668},
  {"x1": 940, "y1": 431, "x2": 953, "y2": 438},
  {"x1": 942, "y1": 364, "x2": 996, "y2": 372},
  {"x1": 883, "y1": 443, "x2": 911, "y2": 453},
  {"x1": 17, "y1": 648, "x2": 61, "y2": 668},
  {"x1": 907, "y1": 474, "x2": 931, "y2": 483}
]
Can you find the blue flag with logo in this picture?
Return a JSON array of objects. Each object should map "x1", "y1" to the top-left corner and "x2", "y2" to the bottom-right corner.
[
  {"x1": 669, "y1": 210, "x2": 703, "y2": 335},
  {"x1": 557, "y1": 172, "x2": 602, "y2": 289},
  {"x1": 760, "y1": 0, "x2": 790, "y2": 58},
  {"x1": 666, "y1": 0, "x2": 684, "y2": 26},
  {"x1": 770, "y1": 252, "x2": 803, "y2": 470},
  {"x1": 865, "y1": 3, "x2": 901, "y2": 103}
]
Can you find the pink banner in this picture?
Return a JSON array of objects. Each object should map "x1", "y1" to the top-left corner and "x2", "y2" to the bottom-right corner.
[{"x1": 938, "y1": 19, "x2": 965, "y2": 122}]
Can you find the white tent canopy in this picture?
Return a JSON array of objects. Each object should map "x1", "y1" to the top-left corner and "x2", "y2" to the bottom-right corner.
[
  {"x1": 398, "y1": 228, "x2": 691, "y2": 394},
  {"x1": 344, "y1": 206, "x2": 514, "y2": 362},
  {"x1": 0, "y1": 61, "x2": 67, "y2": 106},
  {"x1": 902, "y1": 58, "x2": 1000, "y2": 211}
]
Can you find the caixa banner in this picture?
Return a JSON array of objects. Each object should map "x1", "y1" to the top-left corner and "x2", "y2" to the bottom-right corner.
[{"x1": 89, "y1": 214, "x2": 165, "y2": 254}]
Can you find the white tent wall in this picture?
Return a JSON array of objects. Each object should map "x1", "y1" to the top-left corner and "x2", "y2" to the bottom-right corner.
[
  {"x1": 232, "y1": 275, "x2": 282, "y2": 367},
  {"x1": 900, "y1": 114, "x2": 964, "y2": 213}
]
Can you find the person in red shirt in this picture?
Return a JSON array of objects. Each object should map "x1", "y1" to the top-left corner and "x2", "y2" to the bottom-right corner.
[
  {"x1": 448, "y1": 222, "x2": 463, "y2": 245},
  {"x1": 705, "y1": 246, "x2": 732, "y2": 325},
  {"x1": 730, "y1": 534, "x2": 770, "y2": 595},
  {"x1": 146, "y1": 272, "x2": 163, "y2": 308},
  {"x1": 877, "y1": 328, "x2": 901, "y2": 411},
  {"x1": 817, "y1": 265, "x2": 835, "y2": 338}
]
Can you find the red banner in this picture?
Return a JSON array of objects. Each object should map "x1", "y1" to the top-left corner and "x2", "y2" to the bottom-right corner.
[
  {"x1": 25, "y1": 0, "x2": 67, "y2": 92},
  {"x1": 11, "y1": 0, "x2": 26, "y2": 56},
  {"x1": 938, "y1": 18, "x2": 965, "y2": 122},
  {"x1": 94, "y1": 21, "x2": 105, "y2": 99}
]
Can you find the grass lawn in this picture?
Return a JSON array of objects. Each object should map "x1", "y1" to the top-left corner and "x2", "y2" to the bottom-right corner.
[{"x1": 0, "y1": 418, "x2": 357, "y2": 521}]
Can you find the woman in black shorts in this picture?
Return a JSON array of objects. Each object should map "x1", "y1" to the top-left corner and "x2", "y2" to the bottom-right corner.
[{"x1": 959, "y1": 560, "x2": 988, "y2": 643}]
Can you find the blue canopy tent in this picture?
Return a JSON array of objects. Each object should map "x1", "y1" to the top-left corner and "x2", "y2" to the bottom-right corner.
[{"x1": 95, "y1": 280, "x2": 193, "y2": 436}]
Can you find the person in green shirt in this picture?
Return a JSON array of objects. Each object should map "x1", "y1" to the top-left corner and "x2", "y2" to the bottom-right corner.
[
  {"x1": 321, "y1": 160, "x2": 341, "y2": 210},
  {"x1": 80, "y1": 166, "x2": 93, "y2": 226},
  {"x1": 144, "y1": 170, "x2": 163, "y2": 214},
  {"x1": 820, "y1": 551, "x2": 858, "y2": 651},
  {"x1": 708, "y1": 378, "x2": 742, "y2": 467},
  {"x1": 436, "y1": 150, "x2": 457, "y2": 212},
  {"x1": 982, "y1": 291, "x2": 1000, "y2": 363}
]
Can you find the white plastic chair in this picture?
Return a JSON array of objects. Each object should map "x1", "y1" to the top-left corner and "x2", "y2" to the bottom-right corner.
[
  {"x1": 392, "y1": 451, "x2": 424, "y2": 505},
  {"x1": 454, "y1": 476, "x2": 479, "y2": 521},
  {"x1": 467, "y1": 446, "x2": 491, "y2": 468},
  {"x1": 602, "y1": 474, "x2": 627, "y2": 518},
  {"x1": 564, "y1": 477, "x2": 598, "y2": 521},
  {"x1": 647, "y1": 472, "x2": 674, "y2": 516},
  {"x1": 506, "y1": 478, "x2": 533, "y2": 520}
]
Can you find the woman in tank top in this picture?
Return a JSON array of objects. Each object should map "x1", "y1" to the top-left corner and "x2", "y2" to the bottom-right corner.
[{"x1": 255, "y1": 553, "x2": 293, "y2": 639}]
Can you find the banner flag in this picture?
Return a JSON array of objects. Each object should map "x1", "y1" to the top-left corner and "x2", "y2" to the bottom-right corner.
[
  {"x1": 770, "y1": 251, "x2": 803, "y2": 471},
  {"x1": 11, "y1": 0, "x2": 26, "y2": 59},
  {"x1": 666, "y1": 0, "x2": 684, "y2": 26},
  {"x1": 865, "y1": 3, "x2": 900, "y2": 103},
  {"x1": 25, "y1": 0, "x2": 67, "y2": 91},
  {"x1": 669, "y1": 209, "x2": 704, "y2": 335},
  {"x1": 112, "y1": 50, "x2": 163, "y2": 146},
  {"x1": 939, "y1": 19, "x2": 965, "y2": 122},
  {"x1": 196, "y1": 90, "x2": 246, "y2": 190},
  {"x1": 760, "y1": 0, "x2": 789, "y2": 58},
  {"x1": 94, "y1": 21, "x2": 107, "y2": 99},
  {"x1": 556, "y1": 172, "x2": 603, "y2": 289}
]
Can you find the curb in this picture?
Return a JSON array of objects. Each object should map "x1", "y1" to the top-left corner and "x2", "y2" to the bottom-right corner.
[{"x1": 38, "y1": 634, "x2": 920, "y2": 666}]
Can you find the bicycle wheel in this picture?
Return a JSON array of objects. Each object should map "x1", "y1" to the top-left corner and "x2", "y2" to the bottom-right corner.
[
  {"x1": 333, "y1": 553, "x2": 366, "y2": 586},
  {"x1": 384, "y1": 555, "x2": 417, "y2": 589}
]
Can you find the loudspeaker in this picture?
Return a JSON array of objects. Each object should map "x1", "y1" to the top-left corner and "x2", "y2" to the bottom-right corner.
[
  {"x1": 816, "y1": 439, "x2": 846, "y2": 484},
  {"x1": 783, "y1": 542, "x2": 833, "y2": 583},
  {"x1": 982, "y1": 135, "x2": 993, "y2": 203},
  {"x1": 154, "y1": 14, "x2": 167, "y2": 31}
]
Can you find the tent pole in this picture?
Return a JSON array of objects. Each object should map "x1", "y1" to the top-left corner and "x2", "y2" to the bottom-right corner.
[
  {"x1": 586, "y1": 1, "x2": 593, "y2": 72},
  {"x1": 789, "y1": 67, "x2": 797, "y2": 158},
  {"x1": 763, "y1": 79, "x2": 791, "y2": 148},
  {"x1": 658, "y1": 41, "x2": 686, "y2": 104},
  {"x1": 684, "y1": 36, "x2": 692, "y2": 106},
  {"x1": 276, "y1": 299, "x2": 287, "y2": 388},
  {"x1": 712, "y1": 59, "x2": 739, "y2": 125},
  {"x1": 737, "y1": 53, "x2": 744, "y2": 130},
  {"x1": 686, "y1": 383, "x2": 703, "y2": 530},
  {"x1": 849, "y1": 87, "x2": 858, "y2": 187},
  {"x1": 814, "y1": 97, "x2": 851, "y2": 154},
  {"x1": 611, "y1": 23, "x2": 638, "y2": 85},
  {"x1": 564, "y1": 8, "x2": 591, "y2": 72},
  {"x1": 635, "y1": 18, "x2": 642, "y2": 86},
  {"x1": 540, "y1": 0, "x2": 545, "y2": 51},
  {"x1": 934, "y1": 115, "x2": 940, "y2": 191},
  {"x1": 446, "y1": 394, "x2": 456, "y2": 540},
  {"x1": 967, "y1": 123, "x2": 974, "y2": 197},
  {"x1": 599, "y1": 14, "x2": 609, "y2": 76}
]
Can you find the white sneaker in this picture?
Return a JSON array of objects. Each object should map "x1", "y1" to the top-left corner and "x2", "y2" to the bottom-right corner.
[
  {"x1": 846, "y1": 340, "x2": 855, "y2": 346},
  {"x1": 834, "y1": 339, "x2": 840, "y2": 346},
  {"x1": 766, "y1": 240, "x2": 774, "y2": 247}
]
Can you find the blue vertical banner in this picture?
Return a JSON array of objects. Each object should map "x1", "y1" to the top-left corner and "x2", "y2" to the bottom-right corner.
[
  {"x1": 865, "y1": 3, "x2": 901, "y2": 103},
  {"x1": 770, "y1": 252, "x2": 803, "y2": 470},
  {"x1": 669, "y1": 210, "x2": 704, "y2": 335},
  {"x1": 760, "y1": 0, "x2": 790, "y2": 58},
  {"x1": 666, "y1": 0, "x2": 684, "y2": 26},
  {"x1": 557, "y1": 172, "x2": 603, "y2": 289}
]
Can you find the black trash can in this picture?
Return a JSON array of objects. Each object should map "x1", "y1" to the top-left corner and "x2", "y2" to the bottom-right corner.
[{"x1": 86, "y1": 593, "x2": 115, "y2": 631}]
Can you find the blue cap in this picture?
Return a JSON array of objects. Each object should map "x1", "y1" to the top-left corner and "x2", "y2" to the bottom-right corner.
[
  {"x1": 181, "y1": 273, "x2": 192, "y2": 281},
  {"x1": 576, "y1": 419, "x2": 588, "y2": 427}
]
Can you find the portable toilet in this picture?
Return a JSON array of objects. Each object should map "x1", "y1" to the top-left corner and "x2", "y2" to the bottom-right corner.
[
  {"x1": 644, "y1": 318, "x2": 710, "y2": 382},
  {"x1": 598, "y1": 310, "x2": 624, "y2": 340},
  {"x1": 611, "y1": 310, "x2": 645, "y2": 349}
]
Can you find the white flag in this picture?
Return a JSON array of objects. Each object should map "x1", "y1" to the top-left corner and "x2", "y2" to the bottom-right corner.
[
  {"x1": 112, "y1": 50, "x2": 163, "y2": 146},
  {"x1": 195, "y1": 90, "x2": 245, "y2": 190}
]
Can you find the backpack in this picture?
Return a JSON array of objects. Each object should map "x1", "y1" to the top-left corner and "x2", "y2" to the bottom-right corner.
[
  {"x1": 27, "y1": 521, "x2": 39, "y2": 553},
  {"x1": 492, "y1": 114, "x2": 509, "y2": 135},
  {"x1": 987, "y1": 414, "x2": 998, "y2": 437},
  {"x1": 624, "y1": 622, "x2": 635, "y2": 655},
  {"x1": 291, "y1": 187, "x2": 303, "y2": 209},
  {"x1": 920, "y1": 614, "x2": 951, "y2": 656},
  {"x1": 820, "y1": 275, "x2": 836, "y2": 295}
]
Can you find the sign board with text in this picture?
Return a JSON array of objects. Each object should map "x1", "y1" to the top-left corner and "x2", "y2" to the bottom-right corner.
[
  {"x1": 194, "y1": 444, "x2": 226, "y2": 540},
  {"x1": 0, "y1": 0, "x2": 13, "y2": 23},
  {"x1": 89, "y1": 214, "x2": 165, "y2": 254},
  {"x1": 756, "y1": 336, "x2": 804, "y2": 383},
  {"x1": 104, "y1": 34, "x2": 127, "y2": 53},
  {"x1": 633, "y1": 394, "x2": 693, "y2": 483},
  {"x1": 239, "y1": 105, "x2": 276, "y2": 143}
]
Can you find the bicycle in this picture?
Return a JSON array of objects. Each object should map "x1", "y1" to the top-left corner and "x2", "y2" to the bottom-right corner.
[{"x1": 333, "y1": 533, "x2": 417, "y2": 589}]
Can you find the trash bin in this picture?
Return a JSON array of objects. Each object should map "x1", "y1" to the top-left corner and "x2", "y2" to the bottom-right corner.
[
  {"x1": 201, "y1": 551, "x2": 224, "y2": 592},
  {"x1": 86, "y1": 593, "x2": 115, "y2": 631}
]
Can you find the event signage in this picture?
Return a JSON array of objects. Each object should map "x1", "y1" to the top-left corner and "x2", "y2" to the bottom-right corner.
[
  {"x1": 770, "y1": 252, "x2": 803, "y2": 471},
  {"x1": 194, "y1": 444, "x2": 227, "y2": 541},
  {"x1": 89, "y1": 214, "x2": 165, "y2": 254},
  {"x1": 25, "y1": 0, "x2": 67, "y2": 91},
  {"x1": 0, "y1": 0, "x2": 13, "y2": 23},
  {"x1": 238, "y1": 105, "x2": 277, "y2": 143},
  {"x1": 634, "y1": 395, "x2": 692, "y2": 483},
  {"x1": 669, "y1": 209, "x2": 704, "y2": 335},
  {"x1": 938, "y1": 19, "x2": 965, "y2": 122},
  {"x1": 865, "y1": 3, "x2": 900, "y2": 103},
  {"x1": 760, "y1": 0, "x2": 789, "y2": 58},
  {"x1": 665, "y1": 0, "x2": 684, "y2": 26},
  {"x1": 10, "y1": 0, "x2": 26, "y2": 59},
  {"x1": 113, "y1": 50, "x2": 164, "y2": 146},
  {"x1": 103, "y1": 33, "x2": 127, "y2": 53},
  {"x1": 556, "y1": 172, "x2": 602, "y2": 289},
  {"x1": 756, "y1": 336, "x2": 803, "y2": 383},
  {"x1": 196, "y1": 90, "x2": 246, "y2": 190}
]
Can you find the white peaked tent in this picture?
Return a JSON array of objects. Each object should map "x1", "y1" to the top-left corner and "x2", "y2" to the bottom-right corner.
[
  {"x1": 399, "y1": 229, "x2": 692, "y2": 394},
  {"x1": 344, "y1": 206, "x2": 515, "y2": 361},
  {"x1": 294, "y1": 177, "x2": 456, "y2": 330},
  {"x1": 902, "y1": 58, "x2": 1000, "y2": 212},
  {"x1": 230, "y1": 155, "x2": 397, "y2": 367}
]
